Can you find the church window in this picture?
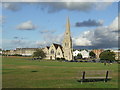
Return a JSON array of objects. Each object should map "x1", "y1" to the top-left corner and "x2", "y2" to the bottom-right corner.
[
  {"x1": 65, "y1": 43, "x2": 69, "y2": 46},
  {"x1": 65, "y1": 43, "x2": 66, "y2": 46},
  {"x1": 65, "y1": 43, "x2": 68, "y2": 46},
  {"x1": 51, "y1": 49, "x2": 54, "y2": 54},
  {"x1": 58, "y1": 52, "x2": 60, "y2": 55}
]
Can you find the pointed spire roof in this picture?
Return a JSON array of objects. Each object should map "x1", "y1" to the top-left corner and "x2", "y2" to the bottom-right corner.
[{"x1": 65, "y1": 16, "x2": 71, "y2": 35}]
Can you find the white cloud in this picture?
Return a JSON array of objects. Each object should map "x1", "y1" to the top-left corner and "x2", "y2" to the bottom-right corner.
[
  {"x1": 38, "y1": 16, "x2": 118, "y2": 48},
  {"x1": 39, "y1": 30, "x2": 63, "y2": 46},
  {"x1": 16, "y1": 21, "x2": 37, "y2": 30},
  {"x1": 94, "y1": 2, "x2": 113, "y2": 10},
  {"x1": 37, "y1": 2, "x2": 117, "y2": 13},
  {"x1": 2, "y1": 31, "x2": 63, "y2": 49},
  {"x1": 2, "y1": 39, "x2": 36, "y2": 49},
  {"x1": 73, "y1": 37, "x2": 92, "y2": 46},
  {"x1": 2, "y1": 3, "x2": 21, "y2": 11},
  {"x1": 109, "y1": 16, "x2": 118, "y2": 31},
  {"x1": 2, "y1": 2, "x2": 117, "y2": 13},
  {"x1": 73, "y1": 16, "x2": 118, "y2": 48},
  {"x1": 39, "y1": 2, "x2": 96, "y2": 13}
]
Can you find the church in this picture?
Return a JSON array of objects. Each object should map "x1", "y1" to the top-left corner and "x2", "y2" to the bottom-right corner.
[
  {"x1": 43, "y1": 17, "x2": 73, "y2": 61},
  {"x1": 2, "y1": 17, "x2": 73, "y2": 61}
]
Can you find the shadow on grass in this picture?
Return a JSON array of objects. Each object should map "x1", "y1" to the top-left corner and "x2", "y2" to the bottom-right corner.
[
  {"x1": 31, "y1": 71, "x2": 38, "y2": 72},
  {"x1": 77, "y1": 79, "x2": 111, "y2": 82}
]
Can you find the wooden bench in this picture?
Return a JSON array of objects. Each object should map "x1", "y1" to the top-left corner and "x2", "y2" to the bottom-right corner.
[{"x1": 77, "y1": 70, "x2": 112, "y2": 83}]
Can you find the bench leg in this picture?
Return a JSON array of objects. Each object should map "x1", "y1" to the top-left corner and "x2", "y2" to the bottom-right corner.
[
  {"x1": 81, "y1": 71, "x2": 85, "y2": 84},
  {"x1": 81, "y1": 81, "x2": 82, "y2": 84},
  {"x1": 105, "y1": 79, "x2": 108, "y2": 82},
  {"x1": 105, "y1": 71, "x2": 108, "y2": 82},
  {"x1": 80, "y1": 79, "x2": 83, "y2": 84}
]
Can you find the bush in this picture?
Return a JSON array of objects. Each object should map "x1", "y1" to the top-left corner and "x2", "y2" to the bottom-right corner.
[
  {"x1": 2, "y1": 54, "x2": 7, "y2": 56},
  {"x1": 56, "y1": 57, "x2": 65, "y2": 61},
  {"x1": 13, "y1": 54, "x2": 22, "y2": 56},
  {"x1": 33, "y1": 49, "x2": 46, "y2": 59},
  {"x1": 99, "y1": 50, "x2": 115, "y2": 63},
  {"x1": 61, "y1": 58, "x2": 65, "y2": 60},
  {"x1": 56, "y1": 58, "x2": 60, "y2": 60}
]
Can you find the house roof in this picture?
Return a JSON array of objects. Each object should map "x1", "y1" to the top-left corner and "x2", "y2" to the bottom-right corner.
[
  {"x1": 53, "y1": 43, "x2": 62, "y2": 49},
  {"x1": 16, "y1": 48, "x2": 38, "y2": 50},
  {"x1": 46, "y1": 46, "x2": 50, "y2": 49}
]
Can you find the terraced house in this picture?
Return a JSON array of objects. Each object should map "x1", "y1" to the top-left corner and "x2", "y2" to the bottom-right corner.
[{"x1": 2, "y1": 48, "x2": 38, "y2": 56}]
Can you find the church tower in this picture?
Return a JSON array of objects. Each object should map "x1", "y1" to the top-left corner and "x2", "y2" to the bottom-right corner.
[{"x1": 62, "y1": 17, "x2": 73, "y2": 61}]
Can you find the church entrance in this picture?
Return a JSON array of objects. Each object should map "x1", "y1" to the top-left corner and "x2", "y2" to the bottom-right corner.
[{"x1": 50, "y1": 56, "x2": 52, "y2": 60}]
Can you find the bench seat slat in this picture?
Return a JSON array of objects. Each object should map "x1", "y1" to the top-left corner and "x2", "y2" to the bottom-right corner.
[{"x1": 81, "y1": 77, "x2": 112, "y2": 79}]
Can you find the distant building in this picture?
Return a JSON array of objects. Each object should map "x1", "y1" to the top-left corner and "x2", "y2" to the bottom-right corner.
[
  {"x1": 43, "y1": 17, "x2": 73, "y2": 61},
  {"x1": 112, "y1": 50, "x2": 120, "y2": 60},
  {"x1": 43, "y1": 43, "x2": 64, "y2": 59},
  {"x1": 73, "y1": 50, "x2": 80, "y2": 56},
  {"x1": 2, "y1": 48, "x2": 38, "y2": 56},
  {"x1": 73, "y1": 50, "x2": 90, "y2": 58},
  {"x1": 92, "y1": 49, "x2": 104, "y2": 59},
  {"x1": 80, "y1": 50, "x2": 90, "y2": 58}
]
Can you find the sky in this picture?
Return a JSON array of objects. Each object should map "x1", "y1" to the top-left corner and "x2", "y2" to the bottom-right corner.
[{"x1": 1, "y1": 1, "x2": 119, "y2": 50}]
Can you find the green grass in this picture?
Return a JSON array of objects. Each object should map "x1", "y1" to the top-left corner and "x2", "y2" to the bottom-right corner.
[{"x1": 2, "y1": 56, "x2": 119, "y2": 88}]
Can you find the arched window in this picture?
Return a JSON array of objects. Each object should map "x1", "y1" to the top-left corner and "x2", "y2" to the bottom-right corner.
[
  {"x1": 65, "y1": 43, "x2": 68, "y2": 46},
  {"x1": 51, "y1": 49, "x2": 54, "y2": 54},
  {"x1": 65, "y1": 43, "x2": 66, "y2": 46},
  {"x1": 65, "y1": 43, "x2": 69, "y2": 47},
  {"x1": 58, "y1": 52, "x2": 60, "y2": 55}
]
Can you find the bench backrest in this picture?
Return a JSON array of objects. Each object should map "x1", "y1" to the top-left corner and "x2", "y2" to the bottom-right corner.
[{"x1": 77, "y1": 70, "x2": 112, "y2": 77}]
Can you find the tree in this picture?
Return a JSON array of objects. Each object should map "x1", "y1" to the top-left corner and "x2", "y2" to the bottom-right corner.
[
  {"x1": 77, "y1": 53, "x2": 82, "y2": 59},
  {"x1": 89, "y1": 51, "x2": 96, "y2": 58},
  {"x1": 99, "y1": 50, "x2": 115, "y2": 63},
  {"x1": 74, "y1": 53, "x2": 82, "y2": 60},
  {"x1": 33, "y1": 49, "x2": 46, "y2": 59}
]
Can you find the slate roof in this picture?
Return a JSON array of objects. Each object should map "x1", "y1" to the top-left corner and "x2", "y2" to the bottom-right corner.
[
  {"x1": 16, "y1": 48, "x2": 38, "y2": 50},
  {"x1": 46, "y1": 46, "x2": 50, "y2": 49},
  {"x1": 53, "y1": 43, "x2": 62, "y2": 49}
]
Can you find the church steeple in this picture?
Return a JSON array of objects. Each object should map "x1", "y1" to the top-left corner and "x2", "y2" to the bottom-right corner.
[
  {"x1": 62, "y1": 17, "x2": 73, "y2": 61},
  {"x1": 66, "y1": 16, "x2": 70, "y2": 34}
]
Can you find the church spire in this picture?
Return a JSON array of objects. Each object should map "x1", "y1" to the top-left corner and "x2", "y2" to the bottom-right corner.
[
  {"x1": 65, "y1": 16, "x2": 71, "y2": 35},
  {"x1": 62, "y1": 16, "x2": 73, "y2": 61}
]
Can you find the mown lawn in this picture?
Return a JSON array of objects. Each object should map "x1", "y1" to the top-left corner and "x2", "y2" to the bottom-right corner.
[{"x1": 2, "y1": 56, "x2": 119, "y2": 88}]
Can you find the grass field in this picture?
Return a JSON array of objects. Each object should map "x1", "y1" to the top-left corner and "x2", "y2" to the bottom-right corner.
[{"x1": 2, "y1": 56, "x2": 119, "y2": 88}]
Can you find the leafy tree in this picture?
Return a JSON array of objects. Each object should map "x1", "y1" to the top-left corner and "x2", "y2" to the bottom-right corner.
[
  {"x1": 74, "y1": 53, "x2": 82, "y2": 60},
  {"x1": 89, "y1": 51, "x2": 96, "y2": 58},
  {"x1": 73, "y1": 49, "x2": 76, "y2": 51},
  {"x1": 33, "y1": 49, "x2": 46, "y2": 59},
  {"x1": 99, "y1": 50, "x2": 115, "y2": 63},
  {"x1": 77, "y1": 53, "x2": 82, "y2": 59}
]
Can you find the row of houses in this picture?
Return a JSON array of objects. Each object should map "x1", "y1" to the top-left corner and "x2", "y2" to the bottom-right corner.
[
  {"x1": 2, "y1": 48, "x2": 120, "y2": 60},
  {"x1": 2, "y1": 43, "x2": 64, "y2": 59},
  {"x1": 73, "y1": 50, "x2": 90, "y2": 58},
  {"x1": 73, "y1": 49, "x2": 103, "y2": 59},
  {"x1": 2, "y1": 43, "x2": 65, "y2": 60},
  {"x1": 111, "y1": 50, "x2": 120, "y2": 60},
  {"x1": 2, "y1": 48, "x2": 38, "y2": 56},
  {"x1": 73, "y1": 49, "x2": 120, "y2": 60}
]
